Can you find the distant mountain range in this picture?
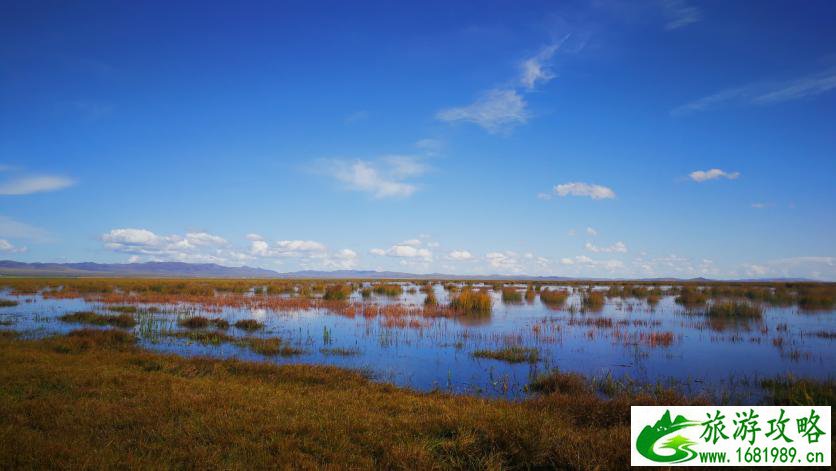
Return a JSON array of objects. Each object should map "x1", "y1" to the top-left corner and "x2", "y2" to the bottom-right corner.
[{"x1": 0, "y1": 260, "x2": 821, "y2": 282}]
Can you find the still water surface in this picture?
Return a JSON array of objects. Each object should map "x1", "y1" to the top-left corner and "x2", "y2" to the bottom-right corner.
[{"x1": 1, "y1": 284, "x2": 833, "y2": 400}]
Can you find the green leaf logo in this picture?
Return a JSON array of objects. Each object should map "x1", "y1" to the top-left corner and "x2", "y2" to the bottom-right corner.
[{"x1": 636, "y1": 410, "x2": 700, "y2": 463}]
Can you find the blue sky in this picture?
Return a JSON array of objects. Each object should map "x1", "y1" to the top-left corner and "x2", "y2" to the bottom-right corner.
[{"x1": 1, "y1": 0, "x2": 835, "y2": 279}]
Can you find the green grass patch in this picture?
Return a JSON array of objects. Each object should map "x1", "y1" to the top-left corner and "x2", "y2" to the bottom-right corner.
[
  {"x1": 472, "y1": 346, "x2": 538, "y2": 364},
  {"x1": 59, "y1": 311, "x2": 136, "y2": 328}
]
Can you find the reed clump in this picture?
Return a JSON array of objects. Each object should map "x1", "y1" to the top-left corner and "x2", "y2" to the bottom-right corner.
[
  {"x1": 449, "y1": 289, "x2": 492, "y2": 314},
  {"x1": 675, "y1": 286, "x2": 707, "y2": 307},
  {"x1": 581, "y1": 291, "x2": 605, "y2": 312},
  {"x1": 472, "y1": 346, "x2": 538, "y2": 364},
  {"x1": 323, "y1": 284, "x2": 352, "y2": 301},
  {"x1": 707, "y1": 301, "x2": 763, "y2": 319},
  {"x1": 501, "y1": 287, "x2": 523, "y2": 303},
  {"x1": 59, "y1": 311, "x2": 136, "y2": 328},
  {"x1": 234, "y1": 319, "x2": 264, "y2": 331},
  {"x1": 423, "y1": 289, "x2": 438, "y2": 307},
  {"x1": 179, "y1": 316, "x2": 229, "y2": 329},
  {"x1": 247, "y1": 337, "x2": 302, "y2": 357},
  {"x1": 539, "y1": 289, "x2": 569, "y2": 308},
  {"x1": 372, "y1": 283, "x2": 403, "y2": 297},
  {"x1": 797, "y1": 286, "x2": 834, "y2": 310},
  {"x1": 0, "y1": 298, "x2": 19, "y2": 307},
  {"x1": 528, "y1": 370, "x2": 590, "y2": 395}
]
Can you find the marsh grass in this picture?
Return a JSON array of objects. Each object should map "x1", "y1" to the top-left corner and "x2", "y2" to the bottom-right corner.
[
  {"x1": 797, "y1": 286, "x2": 834, "y2": 311},
  {"x1": 323, "y1": 284, "x2": 352, "y2": 301},
  {"x1": 675, "y1": 286, "x2": 708, "y2": 307},
  {"x1": 59, "y1": 311, "x2": 136, "y2": 328},
  {"x1": 472, "y1": 346, "x2": 538, "y2": 364},
  {"x1": 760, "y1": 376, "x2": 834, "y2": 405},
  {"x1": 179, "y1": 316, "x2": 229, "y2": 329},
  {"x1": 528, "y1": 370, "x2": 589, "y2": 395},
  {"x1": 449, "y1": 289, "x2": 492, "y2": 314},
  {"x1": 581, "y1": 291, "x2": 605, "y2": 312},
  {"x1": 372, "y1": 283, "x2": 403, "y2": 297},
  {"x1": 539, "y1": 289, "x2": 569, "y2": 308},
  {"x1": 423, "y1": 289, "x2": 438, "y2": 307},
  {"x1": 0, "y1": 331, "x2": 831, "y2": 469},
  {"x1": 106, "y1": 305, "x2": 138, "y2": 313},
  {"x1": 0, "y1": 332, "x2": 635, "y2": 469},
  {"x1": 247, "y1": 337, "x2": 303, "y2": 357},
  {"x1": 0, "y1": 298, "x2": 19, "y2": 307},
  {"x1": 708, "y1": 301, "x2": 764, "y2": 319},
  {"x1": 234, "y1": 319, "x2": 264, "y2": 331},
  {"x1": 501, "y1": 287, "x2": 523, "y2": 304}
]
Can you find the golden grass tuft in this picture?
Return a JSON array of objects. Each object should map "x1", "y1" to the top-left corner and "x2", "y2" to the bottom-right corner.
[{"x1": 449, "y1": 289, "x2": 492, "y2": 314}]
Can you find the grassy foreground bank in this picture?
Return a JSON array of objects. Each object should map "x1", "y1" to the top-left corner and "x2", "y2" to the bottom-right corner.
[{"x1": 0, "y1": 330, "x2": 830, "y2": 469}]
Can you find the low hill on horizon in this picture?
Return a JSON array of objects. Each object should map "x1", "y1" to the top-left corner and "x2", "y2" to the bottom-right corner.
[{"x1": 0, "y1": 260, "x2": 821, "y2": 282}]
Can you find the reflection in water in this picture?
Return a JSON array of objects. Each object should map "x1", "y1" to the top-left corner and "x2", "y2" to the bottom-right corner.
[{"x1": 0, "y1": 284, "x2": 833, "y2": 400}]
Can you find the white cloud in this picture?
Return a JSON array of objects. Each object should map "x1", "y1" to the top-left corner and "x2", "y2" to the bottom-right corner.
[
  {"x1": 586, "y1": 227, "x2": 598, "y2": 236},
  {"x1": 0, "y1": 175, "x2": 75, "y2": 195},
  {"x1": 689, "y1": 168, "x2": 740, "y2": 182},
  {"x1": 585, "y1": 241, "x2": 627, "y2": 253},
  {"x1": 673, "y1": 68, "x2": 836, "y2": 115},
  {"x1": 0, "y1": 239, "x2": 26, "y2": 253},
  {"x1": 436, "y1": 89, "x2": 529, "y2": 134},
  {"x1": 399, "y1": 239, "x2": 422, "y2": 247},
  {"x1": 102, "y1": 228, "x2": 243, "y2": 264},
  {"x1": 550, "y1": 182, "x2": 616, "y2": 200},
  {"x1": 447, "y1": 250, "x2": 474, "y2": 261},
  {"x1": 660, "y1": 0, "x2": 702, "y2": 30},
  {"x1": 519, "y1": 39, "x2": 567, "y2": 89},
  {"x1": 319, "y1": 249, "x2": 359, "y2": 270},
  {"x1": 322, "y1": 157, "x2": 426, "y2": 198},
  {"x1": 248, "y1": 238, "x2": 327, "y2": 258},
  {"x1": 486, "y1": 251, "x2": 522, "y2": 272},
  {"x1": 370, "y1": 243, "x2": 432, "y2": 261},
  {"x1": 559, "y1": 255, "x2": 624, "y2": 271}
]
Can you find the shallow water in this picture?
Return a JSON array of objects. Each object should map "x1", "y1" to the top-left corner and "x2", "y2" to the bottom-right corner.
[{"x1": 1, "y1": 285, "x2": 834, "y2": 400}]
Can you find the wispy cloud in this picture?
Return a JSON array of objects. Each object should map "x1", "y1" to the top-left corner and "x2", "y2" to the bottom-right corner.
[
  {"x1": 319, "y1": 156, "x2": 427, "y2": 198},
  {"x1": 689, "y1": 168, "x2": 740, "y2": 182},
  {"x1": 519, "y1": 38, "x2": 568, "y2": 89},
  {"x1": 414, "y1": 138, "x2": 444, "y2": 156},
  {"x1": 0, "y1": 175, "x2": 75, "y2": 195},
  {"x1": 0, "y1": 239, "x2": 27, "y2": 253},
  {"x1": 544, "y1": 182, "x2": 616, "y2": 200},
  {"x1": 742, "y1": 256, "x2": 835, "y2": 280},
  {"x1": 436, "y1": 89, "x2": 529, "y2": 134},
  {"x1": 447, "y1": 250, "x2": 474, "y2": 261},
  {"x1": 660, "y1": 0, "x2": 702, "y2": 30},
  {"x1": 0, "y1": 215, "x2": 49, "y2": 241},
  {"x1": 344, "y1": 110, "x2": 369, "y2": 124},
  {"x1": 585, "y1": 241, "x2": 628, "y2": 253},
  {"x1": 559, "y1": 255, "x2": 624, "y2": 271},
  {"x1": 102, "y1": 228, "x2": 249, "y2": 264},
  {"x1": 673, "y1": 68, "x2": 836, "y2": 115}
]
